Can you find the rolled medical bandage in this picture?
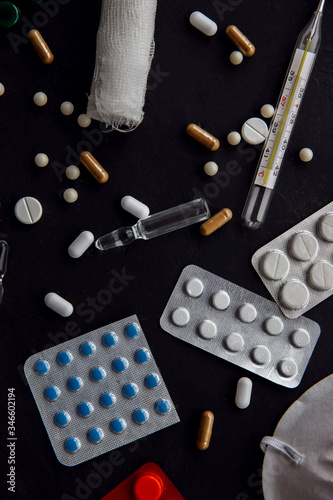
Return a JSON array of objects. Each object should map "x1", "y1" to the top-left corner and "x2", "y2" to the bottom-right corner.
[{"x1": 87, "y1": 0, "x2": 157, "y2": 131}]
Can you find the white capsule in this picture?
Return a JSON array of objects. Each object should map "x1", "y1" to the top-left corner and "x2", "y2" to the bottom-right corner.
[
  {"x1": 0, "y1": 83, "x2": 5, "y2": 96},
  {"x1": 63, "y1": 188, "x2": 78, "y2": 203},
  {"x1": 66, "y1": 165, "x2": 80, "y2": 180},
  {"x1": 35, "y1": 153, "x2": 49, "y2": 167},
  {"x1": 235, "y1": 377, "x2": 253, "y2": 409},
  {"x1": 189, "y1": 11, "x2": 217, "y2": 36},
  {"x1": 204, "y1": 161, "x2": 218, "y2": 176},
  {"x1": 44, "y1": 292, "x2": 73, "y2": 317},
  {"x1": 241, "y1": 117, "x2": 268, "y2": 145},
  {"x1": 33, "y1": 91, "x2": 48, "y2": 106},
  {"x1": 121, "y1": 195, "x2": 150, "y2": 219},
  {"x1": 77, "y1": 114, "x2": 91, "y2": 128},
  {"x1": 299, "y1": 148, "x2": 313, "y2": 162},
  {"x1": 230, "y1": 51, "x2": 243, "y2": 65},
  {"x1": 227, "y1": 131, "x2": 241, "y2": 146},
  {"x1": 60, "y1": 101, "x2": 74, "y2": 116},
  {"x1": 261, "y1": 104, "x2": 275, "y2": 119},
  {"x1": 68, "y1": 231, "x2": 94, "y2": 258}
]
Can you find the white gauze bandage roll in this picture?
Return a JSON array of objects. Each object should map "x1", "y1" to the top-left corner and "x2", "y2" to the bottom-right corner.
[{"x1": 87, "y1": 0, "x2": 157, "y2": 131}]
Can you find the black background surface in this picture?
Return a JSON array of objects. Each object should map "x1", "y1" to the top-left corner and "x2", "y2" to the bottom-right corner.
[{"x1": 1, "y1": 0, "x2": 333, "y2": 499}]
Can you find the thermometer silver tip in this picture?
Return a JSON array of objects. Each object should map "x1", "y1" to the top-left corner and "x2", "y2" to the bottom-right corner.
[{"x1": 316, "y1": 0, "x2": 325, "y2": 13}]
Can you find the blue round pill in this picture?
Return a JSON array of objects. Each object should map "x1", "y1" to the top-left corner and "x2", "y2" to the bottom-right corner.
[
  {"x1": 54, "y1": 411, "x2": 71, "y2": 428},
  {"x1": 155, "y1": 399, "x2": 171, "y2": 415},
  {"x1": 112, "y1": 357, "x2": 129, "y2": 374},
  {"x1": 122, "y1": 383, "x2": 139, "y2": 399},
  {"x1": 125, "y1": 323, "x2": 140, "y2": 339},
  {"x1": 44, "y1": 386, "x2": 60, "y2": 402},
  {"x1": 34, "y1": 360, "x2": 50, "y2": 375},
  {"x1": 133, "y1": 408, "x2": 149, "y2": 425},
  {"x1": 64, "y1": 437, "x2": 81, "y2": 454},
  {"x1": 110, "y1": 418, "x2": 127, "y2": 434},
  {"x1": 87, "y1": 427, "x2": 104, "y2": 444},
  {"x1": 67, "y1": 376, "x2": 83, "y2": 392},
  {"x1": 90, "y1": 366, "x2": 106, "y2": 383},
  {"x1": 57, "y1": 350, "x2": 73, "y2": 366},
  {"x1": 134, "y1": 348, "x2": 150, "y2": 364},
  {"x1": 77, "y1": 402, "x2": 94, "y2": 418},
  {"x1": 100, "y1": 392, "x2": 116, "y2": 408},
  {"x1": 80, "y1": 342, "x2": 96, "y2": 357},
  {"x1": 102, "y1": 332, "x2": 118, "y2": 348},
  {"x1": 145, "y1": 373, "x2": 160, "y2": 389}
]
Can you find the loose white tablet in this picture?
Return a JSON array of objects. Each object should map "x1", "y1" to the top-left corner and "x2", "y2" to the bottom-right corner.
[
  {"x1": 241, "y1": 117, "x2": 268, "y2": 145},
  {"x1": 44, "y1": 292, "x2": 74, "y2": 317},
  {"x1": 68, "y1": 231, "x2": 94, "y2": 259}
]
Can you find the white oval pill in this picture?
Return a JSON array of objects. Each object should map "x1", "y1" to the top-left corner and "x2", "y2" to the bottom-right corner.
[
  {"x1": 230, "y1": 51, "x2": 243, "y2": 65},
  {"x1": 241, "y1": 117, "x2": 268, "y2": 145},
  {"x1": 317, "y1": 213, "x2": 333, "y2": 242},
  {"x1": 77, "y1": 114, "x2": 91, "y2": 128},
  {"x1": 63, "y1": 188, "x2": 78, "y2": 203},
  {"x1": 189, "y1": 11, "x2": 217, "y2": 36},
  {"x1": 66, "y1": 165, "x2": 80, "y2": 180},
  {"x1": 291, "y1": 329, "x2": 310, "y2": 348},
  {"x1": 14, "y1": 197, "x2": 43, "y2": 224},
  {"x1": 278, "y1": 359, "x2": 297, "y2": 378},
  {"x1": 60, "y1": 101, "x2": 74, "y2": 116},
  {"x1": 279, "y1": 280, "x2": 309, "y2": 310},
  {"x1": 260, "y1": 250, "x2": 290, "y2": 281},
  {"x1": 289, "y1": 232, "x2": 318, "y2": 261},
  {"x1": 68, "y1": 231, "x2": 94, "y2": 259},
  {"x1": 198, "y1": 319, "x2": 217, "y2": 339},
  {"x1": 299, "y1": 148, "x2": 313, "y2": 162},
  {"x1": 227, "y1": 131, "x2": 241, "y2": 146},
  {"x1": 33, "y1": 92, "x2": 47, "y2": 106},
  {"x1": 260, "y1": 104, "x2": 275, "y2": 119},
  {"x1": 308, "y1": 261, "x2": 333, "y2": 291},
  {"x1": 185, "y1": 278, "x2": 204, "y2": 298},
  {"x1": 204, "y1": 161, "x2": 218, "y2": 176},
  {"x1": 171, "y1": 307, "x2": 190, "y2": 327},
  {"x1": 238, "y1": 303, "x2": 257, "y2": 323},
  {"x1": 212, "y1": 290, "x2": 230, "y2": 310},
  {"x1": 121, "y1": 195, "x2": 150, "y2": 219},
  {"x1": 44, "y1": 292, "x2": 73, "y2": 317},
  {"x1": 225, "y1": 333, "x2": 244, "y2": 352},
  {"x1": 252, "y1": 345, "x2": 270, "y2": 365},
  {"x1": 265, "y1": 316, "x2": 283, "y2": 335},
  {"x1": 235, "y1": 377, "x2": 252, "y2": 409},
  {"x1": 35, "y1": 153, "x2": 49, "y2": 167},
  {"x1": 0, "y1": 83, "x2": 4, "y2": 96}
]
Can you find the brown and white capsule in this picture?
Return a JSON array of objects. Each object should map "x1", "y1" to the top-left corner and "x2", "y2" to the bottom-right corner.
[
  {"x1": 186, "y1": 124, "x2": 220, "y2": 152},
  {"x1": 80, "y1": 151, "x2": 109, "y2": 184},
  {"x1": 196, "y1": 411, "x2": 214, "y2": 450},
  {"x1": 28, "y1": 30, "x2": 54, "y2": 64},
  {"x1": 225, "y1": 25, "x2": 255, "y2": 57},
  {"x1": 200, "y1": 208, "x2": 233, "y2": 236}
]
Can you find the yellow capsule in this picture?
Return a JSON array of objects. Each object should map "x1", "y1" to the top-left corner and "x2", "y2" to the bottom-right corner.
[
  {"x1": 225, "y1": 25, "x2": 255, "y2": 57},
  {"x1": 28, "y1": 30, "x2": 54, "y2": 65},
  {"x1": 196, "y1": 411, "x2": 214, "y2": 450},
  {"x1": 80, "y1": 151, "x2": 109, "y2": 184},
  {"x1": 186, "y1": 124, "x2": 220, "y2": 152},
  {"x1": 200, "y1": 208, "x2": 233, "y2": 236}
]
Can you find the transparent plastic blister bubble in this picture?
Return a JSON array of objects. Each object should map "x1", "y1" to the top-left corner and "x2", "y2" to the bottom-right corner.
[
  {"x1": 252, "y1": 201, "x2": 333, "y2": 319},
  {"x1": 160, "y1": 265, "x2": 320, "y2": 388},
  {"x1": 24, "y1": 315, "x2": 179, "y2": 466}
]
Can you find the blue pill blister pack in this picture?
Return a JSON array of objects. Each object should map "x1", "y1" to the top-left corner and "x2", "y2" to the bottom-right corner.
[{"x1": 24, "y1": 315, "x2": 179, "y2": 466}]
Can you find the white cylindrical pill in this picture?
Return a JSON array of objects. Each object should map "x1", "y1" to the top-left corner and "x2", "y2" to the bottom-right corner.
[
  {"x1": 299, "y1": 148, "x2": 313, "y2": 162},
  {"x1": 77, "y1": 114, "x2": 91, "y2": 128},
  {"x1": 63, "y1": 188, "x2": 78, "y2": 203},
  {"x1": 261, "y1": 104, "x2": 275, "y2": 119},
  {"x1": 66, "y1": 165, "x2": 80, "y2": 180},
  {"x1": 60, "y1": 101, "x2": 74, "y2": 116},
  {"x1": 230, "y1": 51, "x2": 243, "y2": 65},
  {"x1": 204, "y1": 161, "x2": 218, "y2": 176},
  {"x1": 227, "y1": 131, "x2": 241, "y2": 146},
  {"x1": 121, "y1": 195, "x2": 150, "y2": 219},
  {"x1": 68, "y1": 231, "x2": 94, "y2": 258},
  {"x1": 189, "y1": 11, "x2": 217, "y2": 37},
  {"x1": 241, "y1": 117, "x2": 268, "y2": 145},
  {"x1": 33, "y1": 92, "x2": 48, "y2": 106},
  {"x1": 35, "y1": 153, "x2": 49, "y2": 167},
  {"x1": 235, "y1": 377, "x2": 253, "y2": 409},
  {"x1": 0, "y1": 83, "x2": 5, "y2": 96},
  {"x1": 44, "y1": 292, "x2": 73, "y2": 317}
]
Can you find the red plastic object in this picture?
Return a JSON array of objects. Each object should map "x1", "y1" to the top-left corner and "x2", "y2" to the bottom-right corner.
[{"x1": 101, "y1": 463, "x2": 186, "y2": 500}]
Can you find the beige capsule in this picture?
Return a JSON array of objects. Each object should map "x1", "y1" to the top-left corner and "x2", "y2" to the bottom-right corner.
[
  {"x1": 80, "y1": 151, "x2": 109, "y2": 184},
  {"x1": 28, "y1": 30, "x2": 54, "y2": 64},
  {"x1": 200, "y1": 208, "x2": 233, "y2": 236},
  {"x1": 225, "y1": 25, "x2": 255, "y2": 57},
  {"x1": 186, "y1": 124, "x2": 220, "y2": 151},
  {"x1": 196, "y1": 411, "x2": 214, "y2": 450}
]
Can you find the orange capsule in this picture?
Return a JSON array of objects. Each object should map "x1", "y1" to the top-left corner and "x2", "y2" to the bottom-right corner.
[
  {"x1": 80, "y1": 151, "x2": 109, "y2": 184},
  {"x1": 196, "y1": 411, "x2": 214, "y2": 450},
  {"x1": 200, "y1": 208, "x2": 232, "y2": 236},
  {"x1": 186, "y1": 124, "x2": 220, "y2": 152},
  {"x1": 225, "y1": 25, "x2": 255, "y2": 57},
  {"x1": 28, "y1": 30, "x2": 54, "y2": 65}
]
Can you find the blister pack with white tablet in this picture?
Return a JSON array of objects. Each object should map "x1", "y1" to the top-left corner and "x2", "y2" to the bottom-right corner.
[
  {"x1": 24, "y1": 315, "x2": 179, "y2": 466},
  {"x1": 160, "y1": 265, "x2": 320, "y2": 388},
  {"x1": 252, "y1": 201, "x2": 333, "y2": 319}
]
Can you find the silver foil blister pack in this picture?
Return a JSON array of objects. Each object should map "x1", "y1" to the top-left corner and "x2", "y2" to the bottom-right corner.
[
  {"x1": 160, "y1": 265, "x2": 320, "y2": 388},
  {"x1": 24, "y1": 315, "x2": 179, "y2": 466},
  {"x1": 252, "y1": 201, "x2": 333, "y2": 319}
]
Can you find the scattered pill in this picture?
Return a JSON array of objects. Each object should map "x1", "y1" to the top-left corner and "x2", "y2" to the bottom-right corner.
[
  {"x1": 260, "y1": 250, "x2": 290, "y2": 281},
  {"x1": 63, "y1": 188, "x2": 78, "y2": 203},
  {"x1": 198, "y1": 319, "x2": 217, "y2": 340},
  {"x1": 186, "y1": 124, "x2": 220, "y2": 151},
  {"x1": 227, "y1": 131, "x2": 241, "y2": 145},
  {"x1": 299, "y1": 148, "x2": 313, "y2": 162},
  {"x1": 68, "y1": 230, "x2": 94, "y2": 258},
  {"x1": 0, "y1": 83, "x2": 4, "y2": 96},
  {"x1": 289, "y1": 232, "x2": 318, "y2": 261},
  {"x1": 317, "y1": 213, "x2": 333, "y2": 242},
  {"x1": 225, "y1": 25, "x2": 255, "y2": 57},
  {"x1": 204, "y1": 161, "x2": 218, "y2": 176},
  {"x1": 171, "y1": 307, "x2": 190, "y2": 327},
  {"x1": 34, "y1": 153, "x2": 49, "y2": 167},
  {"x1": 44, "y1": 292, "x2": 74, "y2": 317},
  {"x1": 235, "y1": 377, "x2": 252, "y2": 409},
  {"x1": 212, "y1": 290, "x2": 230, "y2": 310},
  {"x1": 279, "y1": 280, "x2": 310, "y2": 310},
  {"x1": 33, "y1": 91, "x2": 48, "y2": 106},
  {"x1": 28, "y1": 29, "x2": 54, "y2": 64},
  {"x1": 185, "y1": 278, "x2": 204, "y2": 298},
  {"x1": 291, "y1": 329, "x2": 310, "y2": 348},
  {"x1": 189, "y1": 11, "x2": 217, "y2": 37},
  {"x1": 60, "y1": 101, "x2": 74, "y2": 116},
  {"x1": 196, "y1": 411, "x2": 214, "y2": 450},
  {"x1": 252, "y1": 345, "x2": 270, "y2": 365},
  {"x1": 66, "y1": 165, "x2": 80, "y2": 180},
  {"x1": 229, "y1": 50, "x2": 243, "y2": 65},
  {"x1": 0, "y1": 2, "x2": 20, "y2": 28},
  {"x1": 200, "y1": 208, "x2": 232, "y2": 236},
  {"x1": 238, "y1": 303, "x2": 257, "y2": 323},
  {"x1": 14, "y1": 196, "x2": 43, "y2": 224},
  {"x1": 80, "y1": 151, "x2": 109, "y2": 184},
  {"x1": 261, "y1": 104, "x2": 275, "y2": 119},
  {"x1": 308, "y1": 261, "x2": 333, "y2": 291},
  {"x1": 121, "y1": 195, "x2": 150, "y2": 219},
  {"x1": 225, "y1": 333, "x2": 244, "y2": 352},
  {"x1": 77, "y1": 114, "x2": 91, "y2": 128},
  {"x1": 241, "y1": 117, "x2": 268, "y2": 145},
  {"x1": 265, "y1": 316, "x2": 284, "y2": 335},
  {"x1": 278, "y1": 359, "x2": 297, "y2": 378}
]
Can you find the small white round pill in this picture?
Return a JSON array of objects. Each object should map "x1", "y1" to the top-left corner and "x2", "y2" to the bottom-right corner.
[
  {"x1": 241, "y1": 117, "x2": 268, "y2": 145},
  {"x1": 63, "y1": 188, "x2": 78, "y2": 203},
  {"x1": 185, "y1": 278, "x2": 204, "y2": 298},
  {"x1": 77, "y1": 114, "x2": 91, "y2": 128},
  {"x1": 238, "y1": 303, "x2": 257, "y2": 323},
  {"x1": 14, "y1": 197, "x2": 43, "y2": 224},
  {"x1": 317, "y1": 213, "x2": 333, "y2": 242},
  {"x1": 299, "y1": 148, "x2": 313, "y2": 162},
  {"x1": 291, "y1": 329, "x2": 310, "y2": 348},
  {"x1": 235, "y1": 377, "x2": 252, "y2": 409},
  {"x1": 260, "y1": 250, "x2": 290, "y2": 281},
  {"x1": 44, "y1": 292, "x2": 73, "y2": 317},
  {"x1": 198, "y1": 319, "x2": 217, "y2": 339},
  {"x1": 278, "y1": 359, "x2": 297, "y2": 378},
  {"x1": 120, "y1": 195, "x2": 150, "y2": 219},
  {"x1": 212, "y1": 290, "x2": 230, "y2": 310},
  {"x1": 230, "y1": 51, "x2": 243, "y2": 65},
  {"x1": 252, "y1": 346, "x2": 270, "y2": 365},
  {"x1": 68, "y1": 231, "x2": 94, "y2": 259},
  {"x1": 60, "y1": 101, "x2": 74, "y2": 116},
  {"x1": 289, "y1": 231, "x2": 318, "y2": 261},
  {"x1": 227, "y1": 131, "x2": 241, "y2": 146},
  {"x1": 308, "y1": 261, "x2": 333, "y2": 291},
  {"x1": 0, "y1": 83, "x2": 5, "y2": 96},
  {"x1": 171, "y1": 307, "x2": 190, "y2": 327},
  {"x1": 279, "y1": 280, "x2": 310, "y2": 310},
  {"x1": 204, "y1": 161, "x2": 218, "y2": 176},
  {"x1": 260, "y1": 104, "x2": 275, "y2": 119},
  {"x1": 66, "y1": 165, "x2": 81, "y2": 180},
  {"x1": 265, "y1": 316, "x2": 284, "y2": 336},
  {"x1": 35, "y1": 153, "x2": 49, "y2": 167},
  {"x1": 189, "y1": 11, "x2": 218, "y2": 36},
  {"x1": 33, "y1": 92, "x2": 48, "y2": 106},
  {"x1": 225, "y1": 333, "x2": 244, "y2": 352}
]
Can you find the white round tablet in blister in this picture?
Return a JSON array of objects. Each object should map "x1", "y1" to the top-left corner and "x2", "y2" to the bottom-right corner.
[
  {"x1": 198, "y1": 320, "x2": 217, "y2": 340},
  {"x1": 308, "y1": 261, "x2": 333, "y2": 291},
  {"x1": 279, "y1": 280, "x2": 310, "y2": 310},
  {"x1": 185, "y1": 278, "x2": 204, "y2": 298},
  {"x1": 260, "y1": 251, "x2": 290, "y2": 281},
  {"x1": 278, "y1": 359, "x2": 297, "y2": 378},
  {"x1": 291, "y1": 329, "x2": 310, "y2": 348},
  {"x1": 289, "y1": 231, "x2": 319, "y2": 261},
  {"x1": 238, "y1": 303, "x2": 257, "y2": 323},
  {"x1": 265, "y1": 316, "x2": 284, "y2": 335},
  {"x1": 225, "y1": 333, "x2": 244, "y2": 352},
  {"x1": 317, "y1": 213, "x2": 333, "y2": 242},
  {"x1": 252, "y1": 346, "x2": 270, "y2": 365},
  {"x1": 171, "y1": 307, "x2": 190, "y2": 327},
  {"x1": 212, "y1": 291, "x2": 230, "y2": 310}
]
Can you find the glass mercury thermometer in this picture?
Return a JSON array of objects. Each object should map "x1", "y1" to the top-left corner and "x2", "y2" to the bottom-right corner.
[{"x1": 242, "y1": 0, "x2": 325, "y2": 229}]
